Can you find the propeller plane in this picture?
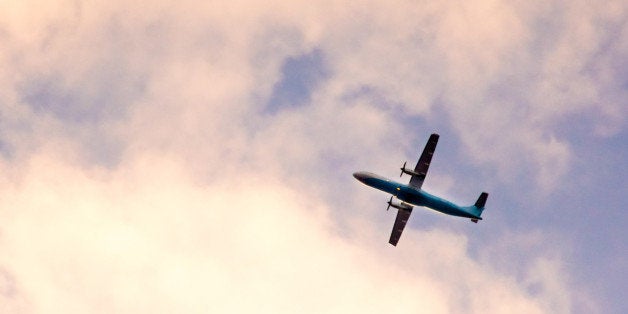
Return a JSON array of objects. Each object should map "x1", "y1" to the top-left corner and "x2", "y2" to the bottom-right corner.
[{"x1": 353, "y1": 133, "x2": 488, "y2": 246}]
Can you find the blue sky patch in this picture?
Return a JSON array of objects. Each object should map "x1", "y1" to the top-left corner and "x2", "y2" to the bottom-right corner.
[{"x1": 266, "y1": 49, "x2": 328, "y2": 113}]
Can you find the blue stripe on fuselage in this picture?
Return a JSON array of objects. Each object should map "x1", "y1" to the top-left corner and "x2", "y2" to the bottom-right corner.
[{"x1": 355, "y1": 171, "x2": 479, "y2": 219}]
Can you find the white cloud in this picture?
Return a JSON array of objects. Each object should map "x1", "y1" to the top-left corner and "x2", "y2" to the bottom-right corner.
[
  {"x1": 1, "y1": 0, "x2": 622, "y2": 312},
  {"x1": 0, "y1": 151, "x2": 564, "y2": 313},
  {"x1": 2, "y1": 0, "x2": 623, "y2": 190}
]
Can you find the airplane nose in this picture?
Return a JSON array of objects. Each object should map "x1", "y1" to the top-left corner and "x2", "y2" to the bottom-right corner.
[{"x1": 353, "y1": 172, "x2": 368, "y2": 182}]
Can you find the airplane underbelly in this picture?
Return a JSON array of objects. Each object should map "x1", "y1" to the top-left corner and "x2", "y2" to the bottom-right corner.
[
  {"x1": 396, "y1": 192, "x2": 423, "y2": 206},
  {"x1": 366, "y1": 178, "x2": 401, "y2": 195},
  {"x1": 398, "y1": 191, "x2": 472, "y2": 218}
]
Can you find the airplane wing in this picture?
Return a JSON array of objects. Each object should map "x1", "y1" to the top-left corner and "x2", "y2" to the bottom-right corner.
[
  {"x1": 389, "y1": 207, "x2": 413, "y2": 246},
  {"x1": 408, "y1": 133, "x2": 439, "y2": 189}
]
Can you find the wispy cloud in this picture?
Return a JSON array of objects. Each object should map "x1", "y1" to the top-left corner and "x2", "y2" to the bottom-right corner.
[
  {"x1": 0, "y1": 0, "x2": 625, "y2": 312},
  {"x1": 0, "y1": 152, "x2": 565, "y2": 313}
]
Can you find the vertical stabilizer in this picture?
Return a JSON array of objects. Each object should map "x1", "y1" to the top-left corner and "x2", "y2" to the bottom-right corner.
[
  {"x1": 474, "y1": 192, "x2": 488, "y2": 209},
  {"x1": 467, "y1": 192, "x2": 489, "y2": 220}
]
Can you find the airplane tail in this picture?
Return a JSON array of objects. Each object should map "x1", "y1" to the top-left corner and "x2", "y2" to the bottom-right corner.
[
  {"x1": 469, "y1": 192, "x2": 488, "y2": 223},
  {"x1": 474, "y1": 192, "x2": 488, "y2": 210}
]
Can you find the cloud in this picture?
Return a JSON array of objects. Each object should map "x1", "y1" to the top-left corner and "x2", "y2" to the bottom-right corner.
[
  {"x1": 2, "y1": 0, "x2": 623, "y2": 189},
  {"x1": 0, "y1": 151, "x2": 567, "y2": 313},
  {"x1": 1, "y1": 0, "x2": 624, "y2": 312}
]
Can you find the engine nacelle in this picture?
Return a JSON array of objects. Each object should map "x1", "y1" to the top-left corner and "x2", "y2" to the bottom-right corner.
[
  {"x1": 399, "y1": 161, "x2": 424, "y2": 178},
  {"x1": 387, "y1": 197, "x2": 412, "y2": 211},
  {"x1": 401, "y1": 167, "x2": 422, "y2": 177}
]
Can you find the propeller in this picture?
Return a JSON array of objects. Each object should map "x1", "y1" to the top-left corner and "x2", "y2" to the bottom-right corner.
[
  {"x1": 399, "y1": 161, "x2": 407, "y2": 177},
  {"x1": 386, "y1": 196, "x2": 393, "y2": 211}
]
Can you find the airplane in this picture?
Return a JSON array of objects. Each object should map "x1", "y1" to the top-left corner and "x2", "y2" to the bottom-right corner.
[{"x1": 353, "y1": 133, "x2": 488, "y2": 246}]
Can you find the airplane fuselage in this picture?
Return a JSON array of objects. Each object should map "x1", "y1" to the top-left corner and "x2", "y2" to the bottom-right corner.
[{"x1": 353, "y1": 171, "x2": 481, "y2": 220}]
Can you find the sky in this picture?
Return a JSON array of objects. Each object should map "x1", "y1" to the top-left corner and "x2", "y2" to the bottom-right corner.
[{"x1": 0, "y1": 1, "x2": 626, "y2": 313}]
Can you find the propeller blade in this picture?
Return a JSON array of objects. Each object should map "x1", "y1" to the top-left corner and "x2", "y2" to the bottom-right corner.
[
  {"x1": 400, "y1": 161, "x2": 407, "y2": 177},
  {"x1": 386, "y1": 196, "x2": 392, "y2": 211}
]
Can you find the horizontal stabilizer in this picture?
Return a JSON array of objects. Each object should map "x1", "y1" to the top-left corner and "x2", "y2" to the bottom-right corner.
[{"x1": 474, "y1": 192, "x2": 488, "y2": 208}]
